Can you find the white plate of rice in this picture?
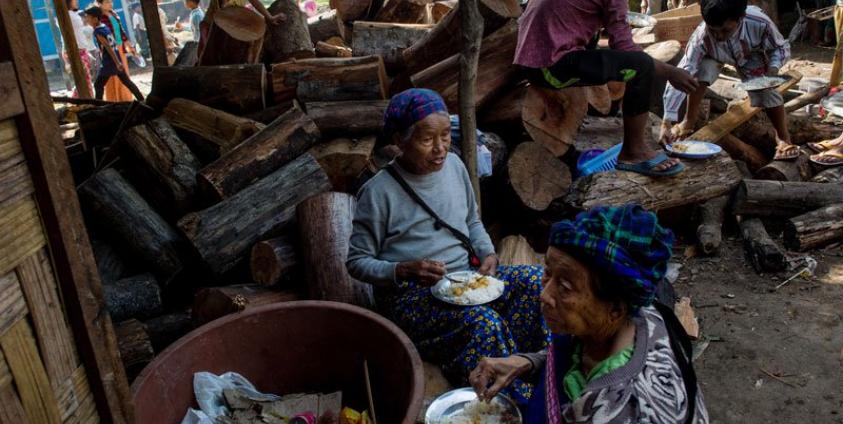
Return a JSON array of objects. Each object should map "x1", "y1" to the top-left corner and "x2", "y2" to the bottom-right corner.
[
  {"x1": 431, "y1": 271, "x2": 505, "y2": 306},
  {"x1": 425, "y1": 388, "x2": 522, "y2": 424}
]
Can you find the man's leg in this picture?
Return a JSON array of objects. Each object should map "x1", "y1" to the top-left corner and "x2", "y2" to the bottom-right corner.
[
  {"x1": 678, "y1": 58, "x2": 721, "y2": 134},
  {"x1": 93, "y1": 72, "x2": 108, "y2": 100},
  {"x1": 116, "y1": 71, "x2": 145, "y2": 101}
]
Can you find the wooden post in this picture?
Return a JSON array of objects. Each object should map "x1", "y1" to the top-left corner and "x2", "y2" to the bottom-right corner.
[
  {"x1": 459, "y1": 0, "x2": 483, "y2": 209},
  {"x1": 140, "y1": 0, "x2": 168, "y2": 68},
  {"x1": 52, "y1": 0, "x2": 92, "y2": 98}
]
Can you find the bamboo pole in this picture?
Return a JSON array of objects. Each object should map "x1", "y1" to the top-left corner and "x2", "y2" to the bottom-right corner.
[
  {"x1": 47, "y1": 0, "x2": 92, "y2": 98},
  {"x1": 140, "y1": 0, "x2": 169, "y2": 68},
  {"x1": 458, "y1": 0, "x2": 483, "y2": 209}
]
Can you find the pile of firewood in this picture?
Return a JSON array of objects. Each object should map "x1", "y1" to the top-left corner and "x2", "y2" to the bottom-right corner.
[{"x1": 62, "y1": 0, "x2": 843, "y2": 382}]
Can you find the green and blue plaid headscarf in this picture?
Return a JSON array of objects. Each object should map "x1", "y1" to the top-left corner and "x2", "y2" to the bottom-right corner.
[{"x1": 548, "y1": 205, "x2": 674, "y2": 310}]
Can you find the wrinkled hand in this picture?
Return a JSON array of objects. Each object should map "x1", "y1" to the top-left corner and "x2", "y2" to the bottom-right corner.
[
  {"x1": 658, "y1": 121, "x2": 676, "y2": 146},
  {"x1": 396, "y1": 259, "x2": 446, "y2": 286},
  {"x1": 668, "y1": 66, "x2": 700, "y2": 93},
  {"x1": 267, "y1": 12, "x2": 286, "y2": 25},
  {"x1": 469, "y1": 356, "x2": 532, "y2": 402},
  {"x1": 477, "y1": 255, "x2": 498, "y2": 276}
]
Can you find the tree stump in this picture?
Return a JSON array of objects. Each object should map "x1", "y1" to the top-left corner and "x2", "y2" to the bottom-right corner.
[
  {"x1": 178, "y1": 154, "x2": 331, "y2": 275},
  {"x1": 508, "y1": 142, "x2": 571, "y2": 211},
  {"x1": 78, "y1": 169, "x2": 184, "y2": 283},
  {"x1": 163, "y1": 98, "x2": 265, "y2": 160},
  {"x1": 522, "y1": 85, "x2": 588, "y2": 157},
  {"x1": 297, "y1": 192, "x2": 375, "y2": 310},
  {"x1": 250, "y1": 235, "x2": 300, "y2": 286},
  {"x1": 150, "y1": 65, "x2": 267, "y2": 114},
  {"x1": 732, "y1": 180, "x2": 843, "y2": 218},
  {"x1": 197, "y1": 104, "x2": 321, "y2": 201},
  {"x1": 271, "y1": 56, "x2": 388, "y2": 103},
  {"x1": 264, "y1": 0, "x2": 316, "y2": 63},
  {"x1": 784, "y1": 203, "x2": 843, "y2": 251},
  {"x1": 696, "y1": 195, "x2": 728, "y2": 255},
  {"x1": 103, "y1": 273, "x2": 163, "y2": 323},
  {"x1": 309, "y1": 136, "x2": 377, "y2": 191}
]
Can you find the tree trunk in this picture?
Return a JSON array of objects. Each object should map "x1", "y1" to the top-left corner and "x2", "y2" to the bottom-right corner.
[
  {"x1": 198, "y1": 20, "x2": 265, "y2": 66},
  {"x1": 812, "y1": 167, "x2": 843, "y2": 183},
  {"x1": 297, "y1": 192, "x2": 375, "y2": 309},
  {"x1": 784, "y1": 203, "x2": 843, "y2": 251},
  {"x1": 76, "y1": 102, "x2": 131, "y2": 146},
  {"x1": 739, "y1": 218, "x2": 786, "y2": 273},
  {"x1": 143, "y1": 310, "x2": 193, "y2": 352},
  {"x1": 197, "y1": 104, "x2": 321, "y2": 201},
  {"x1": 352, "y1": 22, "x2": 432, "y2": 72},
  {"x1": 567, "y1": 153, "x2": 742, "y2": 212},
  {"x1": 696, "y1": 195, "x2": 728, "y2": 255},
  {"x1": 308, "y1": 136, "x2": 377, "y2": 191},
  {"x1": 103, "y1": 274, "x2": 163, "y2": 323},
  {"x1": 178, "y1": 154, "x2": 331, "y2": 275},
  {"x1": 90, "y1": 238, "x2": 128, "y2": 285},
  {"x1": 412, "y1": 19, "x2": 517, "y2": 112},
  {"x1": 331, "y1": 0, "x2": 374, "y2": 22},
  {"x1": 308, "y1": 10, "x2": 341, "y2": 43},
  {"x1": 401, "y1": 0, "x2": 520, "y2": 74},
  {"x1": 78, "y1": 168, "x2": 184, "y2": 283},
  {"x1": 271, "y1": 56, "x2": 388, "y2": 103},
  {"x1": 755, "y1": 153, "x2": 813, "y2": 182},
  {"x1": 122, "y1": 118, "x2": 202, "y2": 216},
  {"x1": 150, "y1": 65, "x2": 267, "y2": 114},
  {"x1": 304, "y1": 100, "x2": 388, "y2": 138},
  {"x1": 522, "y1": 85, "x2": 588, "y2": 157},
  {"x1": 264, "y1": 0, "x2": 316, "y2": 63},
  {"x1": 459, "y1": 0, "x2": 484, "y2": 209},
  {"x1": 718, "y1": 134, "x2": 768, "y2": 173},
  {"x1": 316, "y1": 41, "x2": 353, "y2": 57},
  {"x1": 374, "y1": 0, "x2": 431, "y2": 24},
  {"x1": 508, "y1": 142, "x2": 572, "y2": 211},
  {"x1": 244, "y1": 101, "x2": 297, "y2": 125},
  {"x1": 431, "y1": 0, "x2": 457, "y2": 22},
  {"x1": 733, "y1": 180, "x2": 843, "y2": 217},
  {"x1": 250, "y1": 235, "x2": 300, "y2": 286},
  {"x1": 192, "y1": 285, "x2": 300, "y2": 326},
  {"x1": 164, "y1": 98, "x2": 265, "y2": 160},
  {"x1": 479, "y1": 83, "x2": 526, "y2": 128},
  {"x1": 114, "y1": 319, "x2": 154, "y2": 381},
  {"x1": 497, "y1": 235, "x2": 542, "y2": 266}
]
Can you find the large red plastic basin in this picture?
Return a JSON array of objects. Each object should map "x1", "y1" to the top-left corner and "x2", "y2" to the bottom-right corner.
[{"x1": 132, "y1": 301, "x2": 424, "y2": 423}]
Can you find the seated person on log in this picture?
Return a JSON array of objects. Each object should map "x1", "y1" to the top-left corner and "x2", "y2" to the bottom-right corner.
[
  {"x1": 660, "y1": 0, "x2": 795, "y2": 161},
  {"x1": 470, "y1": 205, "x2": 710, "y2": 423},
  {"x1": 807, "y1": 131, "x2": 843, "y2": 168},
  {"x1": 346, "y1": 89, "x2": 550, "y2": 404},
  {"x1": 515, "y1": 0, "x2": 699, "y2": 177}
]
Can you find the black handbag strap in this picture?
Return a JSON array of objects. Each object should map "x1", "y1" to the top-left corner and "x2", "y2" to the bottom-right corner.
[
  {"x1": 654, "y1": 302, "x2": 698, "y2": 424},
  {"x1": 385, "y1": 165, "x2": 479, "y2": 261}
]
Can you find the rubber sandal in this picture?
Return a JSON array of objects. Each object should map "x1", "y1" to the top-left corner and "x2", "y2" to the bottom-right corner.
[
  {"x1": 773, "y1": 145, "x2": 800, "y2": 161},
  {"x1": 809, "y1": 151, "x2": 843, "y2": 167},
  {"x1": 807, "y1": 139, "x2": 842, "y2": 153},
  {"x1": 617, "y1": 152, "x2": 686, "y2": 177}
]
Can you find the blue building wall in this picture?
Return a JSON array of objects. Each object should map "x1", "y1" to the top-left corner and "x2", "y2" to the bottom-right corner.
[{"x1": 31, "y1": 0, "x2": 133, "y2": 62}]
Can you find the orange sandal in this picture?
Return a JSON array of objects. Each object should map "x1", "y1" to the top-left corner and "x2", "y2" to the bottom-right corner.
[
  {"x1": 807, "y1": 138, "x2": 843, "y2": 153},
  {"x1": 773, "y1": 144, "x2": 800, "y2": 161}
]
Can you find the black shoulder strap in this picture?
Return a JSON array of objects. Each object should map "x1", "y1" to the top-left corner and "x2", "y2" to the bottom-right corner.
[
  {"x1": 385, "y1": 164, "x2": 479, "y2": 261},
  {"x1": 654, "y1": 302, "x2": 698, "y2": 424}
]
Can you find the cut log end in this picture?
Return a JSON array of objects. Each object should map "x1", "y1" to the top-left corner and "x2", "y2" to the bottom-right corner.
[
  {"x1": 522, "y1": 86, "x2": 587, "y2": 157},
  {"x1": 508, "y1": 142, "x2": 571, "y2": 211}
]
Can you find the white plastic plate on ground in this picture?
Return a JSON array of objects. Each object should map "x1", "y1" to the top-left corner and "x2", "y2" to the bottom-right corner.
[
  {"x1": 665, "y1": 141, "x2": 723, "y2": 159},
  {"x1": 431, "y1": 271, "x2": 505, "y2": 306}
]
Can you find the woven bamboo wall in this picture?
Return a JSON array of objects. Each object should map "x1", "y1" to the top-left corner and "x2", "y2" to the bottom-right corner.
[{"x1": 0, "y1": 118, "x2": 99, "y2": 423}]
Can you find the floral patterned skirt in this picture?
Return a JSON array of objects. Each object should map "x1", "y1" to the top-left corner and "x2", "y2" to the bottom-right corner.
[{"x1": 377, "y1": 265, "x2": 550, "y2": 403}]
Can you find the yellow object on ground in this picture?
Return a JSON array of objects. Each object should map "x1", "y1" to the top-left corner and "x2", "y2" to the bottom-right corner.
[{"x1": 830, "y1": 5, "x2": 843, "y2": 86}]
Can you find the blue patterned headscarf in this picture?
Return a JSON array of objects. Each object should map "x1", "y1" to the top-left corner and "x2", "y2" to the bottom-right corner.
[
  {"x1": 383, "y1": 88, "x2": 448, "y2": 138},
  {"x1": 548, "y1": 205, "x2": 674, "y2": 310}
]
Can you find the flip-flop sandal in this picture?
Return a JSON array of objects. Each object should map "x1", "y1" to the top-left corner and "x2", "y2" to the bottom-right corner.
[
  {"x1": 807, "y1": 139, "x2": 842, "y2": 153},
  {"x1": 810, "y1": 151, "x2": 843, "y2": 167},
  {"x1": 773, "y1": 145, "x2": 800, "y2": 161},
  {"x1": 617, "y1": 152, "x2": 686, "y2": 177}
]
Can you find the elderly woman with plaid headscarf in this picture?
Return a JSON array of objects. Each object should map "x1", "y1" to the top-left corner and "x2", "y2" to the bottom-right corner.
[
  {"x1": 470, "y1": 205, "x2": 710, "y2": 423},
  {"x1": 347, "y1": 89, "x2": 549, "y2": 403}
]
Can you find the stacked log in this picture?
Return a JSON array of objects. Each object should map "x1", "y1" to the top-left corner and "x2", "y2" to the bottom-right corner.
[
  {"x1": 271, "y1": 56, "x2": 389, "y2": 103},
  {"x1": 264, "y1": 0, "x2": 316, "y2": 63},
  {"x1": 163, "y1": 98, "x2": 265, "y2": 160},
  {"x1": 150, "y1": 65, "x2": 267, "y2": 114},
  {"x1": 250, "y1": 235, "x2": 300, "y2": 286},
  {"x1": 784, "y1": 203, "x2": 843, "y2": 251},
  {"x1": 732, "y1": 180, "x2": 843, "y2": 218},
  {"x1": 193, "y1": 284, "x2": 300, "y2": 326},
  {"x1": 352, "y1": 22, "x2": 432, "y2": 71},
  {"x1": 304, "y1": 100, "x2": 388, "y2": 138}
]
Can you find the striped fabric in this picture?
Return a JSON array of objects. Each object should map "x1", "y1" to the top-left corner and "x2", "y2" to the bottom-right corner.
[{"x1": 663, "y1": 6, "x2": 790, "y2": 122}]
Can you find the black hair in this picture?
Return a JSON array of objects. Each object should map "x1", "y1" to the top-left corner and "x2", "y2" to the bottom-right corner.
[
  {"x1": 84, "y1": 6, "x2": 103, "y2": 19},
  {"x1": 700, "y1": 0, "x2": 747, "y2": 27}
]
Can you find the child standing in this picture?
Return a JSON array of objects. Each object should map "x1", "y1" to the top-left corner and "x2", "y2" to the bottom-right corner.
[
  {"x1": 660, "y1": 0, "x2": 795, "y2": 160},
  {"x1": 84, "y1": 7, "x2": 144, "y2": 101}
]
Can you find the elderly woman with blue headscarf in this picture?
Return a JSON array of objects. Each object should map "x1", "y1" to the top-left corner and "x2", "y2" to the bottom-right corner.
[
  {"x1": 470, "y1": 205, "x2": 709, "y2": 423},
  {"x1": 346, "y1": 88, "x2": 549, "y2": 402}
]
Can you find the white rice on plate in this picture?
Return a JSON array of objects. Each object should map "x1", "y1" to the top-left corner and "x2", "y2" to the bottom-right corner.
[
  {"x1": 441, "y1": 274, "x2": 504, "y2": 305},
  {"x1": 440, "y1": 400, "x2": 518, "y2": 424}
]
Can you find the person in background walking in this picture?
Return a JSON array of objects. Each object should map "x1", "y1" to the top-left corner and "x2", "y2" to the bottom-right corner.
[
  {"x1": 96, "y1": 0, "x2": 136, "y2": 101},
  {"x1": 83, "y1": 6, "x2": 144, "y2": 101},
  {"x1": 178, "y1": 0, "x2": 205, "y2": 42},
  {"x1": 131, "y1": 3, "x2": 150, "y2": 59},
  {"x1": 63, "y1": 0, "x2": 95, "y2": 97}
]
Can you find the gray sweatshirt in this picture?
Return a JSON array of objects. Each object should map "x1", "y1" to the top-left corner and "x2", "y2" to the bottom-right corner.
[{"x1": 346, "y1": 153, "x2": 495, "y2": 287}]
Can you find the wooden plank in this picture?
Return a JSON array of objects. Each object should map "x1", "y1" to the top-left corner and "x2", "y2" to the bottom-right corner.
[
  {"x1": 16, "y1": 249, "x2": 79, "y2": 385},
  {"x1": 0, "y1": 63, "x2": 24, "y2": 120},
  {"x1": 0, "y1": 161, "x2": 34, "y2": 210},
  {"x1": 56, "y1": 365, "x2": 95, "y2": 423},
  {"x1": 0, "y1": 272, "x2": 27, "y2": 338},
  {"x1": 0, "y1": 319, "x2": 62, "y2": 423},
  {"x1": 0, "y1": 340, "x2": 12, "y2": 388},
  {"x1": 139, "y1": 0, "x2": 168, "y2": 68},
  {"x1": 0, "y1": 1, "x2": 134, "y2": 421},
  {"x1": 0, "y1": 377, "x2": 27, "y2": 424},
  {"x1": 689, "y1": 70, "x2": 802, "y2": 143},
  {"x1": 50, "y1": 0, "x2": 91, "y2": 98},
  {"x1": 0, "y1": 198, "x2": 47, "y2": 276},
  {"x1": 0, "y1": 120, "x2": 21, "y2": 164}
]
